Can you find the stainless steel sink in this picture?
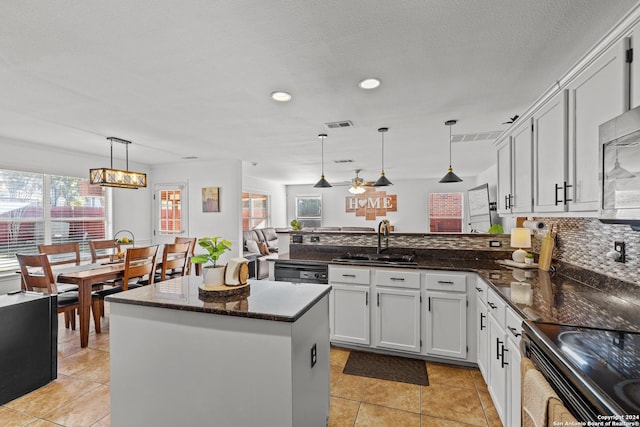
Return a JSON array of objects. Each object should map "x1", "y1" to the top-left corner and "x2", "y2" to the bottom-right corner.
[{"x1": 332, "y1": 253, "x2": 417, "y2": 265}]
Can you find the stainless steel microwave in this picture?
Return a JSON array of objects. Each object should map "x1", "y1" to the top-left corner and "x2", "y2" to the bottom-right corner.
[{"x1": 599, "y1": 106, "x2": 640, "y2": 225}]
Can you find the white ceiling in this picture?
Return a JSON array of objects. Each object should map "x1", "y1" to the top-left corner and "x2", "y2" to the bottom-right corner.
[{"x1": 0, "y1": 0, "x2": 638, "y2": 185}]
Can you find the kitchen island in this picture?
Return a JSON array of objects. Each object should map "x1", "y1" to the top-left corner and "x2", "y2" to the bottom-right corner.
[{"x1": 106, "y1": 277, "x2": 331, "y2": 427}]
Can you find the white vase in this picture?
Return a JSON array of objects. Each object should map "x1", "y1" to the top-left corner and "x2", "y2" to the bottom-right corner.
[{"x1": 202, "y1": 266, "x2": 225, "y2": 286}]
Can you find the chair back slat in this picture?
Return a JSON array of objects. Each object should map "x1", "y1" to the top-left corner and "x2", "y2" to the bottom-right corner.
[
  {"x1": 123, "y1": 246, "x2": 158, "y2": 290},
  {"x1": 89, "y1": 239, "x2": 121, "y2": 263},
  {"x1": 16, "y1": 253, "x2": 56, "y2": 294},
  {"x1": 174, "y1": 237, "x2": 197, "y2": 275},
  {"x1": 160, "y1": 242, "x2": 191, "y2": 281},
  {"x1": 38, "y1": 243, "x2": 81, "y2": 266}
]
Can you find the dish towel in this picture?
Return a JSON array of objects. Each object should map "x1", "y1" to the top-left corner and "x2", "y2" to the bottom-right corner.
[
  {"x1": 522, "y1": 357, "x2": 559, "y2": 427},
  {"x1": 547, "y1": 397, "x2": 578, "y2": 426},
  {"x1": 225, "y1": 257, "x2": 249, "y2": 286}
]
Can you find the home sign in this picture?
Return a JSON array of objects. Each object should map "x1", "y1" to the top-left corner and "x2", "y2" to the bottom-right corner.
[{"x1": 345, "y1": 187, "x2": 397, "y2": 221}]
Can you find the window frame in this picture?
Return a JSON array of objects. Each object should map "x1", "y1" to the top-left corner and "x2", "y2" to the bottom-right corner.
[
  {"x1": 295, "y1": 195, "x2": 322, "y2": 229},
  {"x1": 427, "y1": 192, "x2": 464, "y2": 233},
  {"x1": 242, "y1": 190, "x2": 271, "y2": 231}
]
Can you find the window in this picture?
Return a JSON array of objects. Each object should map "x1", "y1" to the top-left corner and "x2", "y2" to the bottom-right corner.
[
  {"x1": 242, "y1": 192, "x2": 269, "y2": 231},
  {"x1": 295, "y1": 195, "x2": 322, "y2": 228},
  {"x1": 158, "y1": 188, "x2": 182, "y2": 235},
  {"x1": 0, "y1": 169, "x2": 109, "y2": 273},
  {"x1": 428, "y1": 192, "x2": 463, "y2": 233}
]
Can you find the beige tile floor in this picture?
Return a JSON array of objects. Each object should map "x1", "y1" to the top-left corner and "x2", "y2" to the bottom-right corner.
[{"x1": 1, "y1": 309, "x2": 502, "y2": 427}]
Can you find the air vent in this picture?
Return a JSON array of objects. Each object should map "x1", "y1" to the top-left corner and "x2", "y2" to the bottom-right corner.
[
  {"x1": 325, "y1": 120, "x2": 354, "y2": 129},
  {"x1": 451, "y1": 131, "x2": 502, "y2": 143},
  {"x1": 334, "y1": 159, "x2": 354, "y2": 163}
]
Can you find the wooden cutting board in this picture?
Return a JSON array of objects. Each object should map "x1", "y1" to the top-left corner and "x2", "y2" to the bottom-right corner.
[{"x1": 538, "y1": 225, "x2": 555, "y2": 271}]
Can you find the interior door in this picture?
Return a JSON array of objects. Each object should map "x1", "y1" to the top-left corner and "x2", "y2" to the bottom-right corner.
[{"x1": 153, "y1": 183, "x2": 188, "y2": 246}]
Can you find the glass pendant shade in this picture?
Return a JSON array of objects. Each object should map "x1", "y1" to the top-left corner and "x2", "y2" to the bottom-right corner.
[
  {"x1": 439, "y1": 120, "x2": 463, "y2": 183},
  {"x1": 313, "y1": 134, "x2": 332, "y2": 188},
  {"x1": 374, "y1": 127, "x2": 392, "y2": 186}
]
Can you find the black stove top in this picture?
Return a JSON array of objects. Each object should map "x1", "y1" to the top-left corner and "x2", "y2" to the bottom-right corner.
[{"x1": 529, "y1": 322, "x2": 640, "y2": 416}]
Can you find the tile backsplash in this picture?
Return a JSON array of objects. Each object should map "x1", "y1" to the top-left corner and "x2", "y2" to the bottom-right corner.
[{"x1": 531, "y1": 217, "x2": 640, "y2": 286}]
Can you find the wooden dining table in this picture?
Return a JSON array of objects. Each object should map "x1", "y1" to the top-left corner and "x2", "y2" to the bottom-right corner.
[{"x1": 55, "y1": 262, "x2": 127, "y2": 348}]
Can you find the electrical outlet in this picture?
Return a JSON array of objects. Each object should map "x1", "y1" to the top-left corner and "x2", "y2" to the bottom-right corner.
[
  {"x1": 311, "y1": 235, "x2": 320, "y2": 243},
  {"x1": 310, "y1": 343, "x2": 317, "y2": 367},
  {"x1": 489, "y1": 240, "x2": 501, "y2": 247},
  {"x1": 614, "y1": 241, "x2": 626, "y2": 263}
]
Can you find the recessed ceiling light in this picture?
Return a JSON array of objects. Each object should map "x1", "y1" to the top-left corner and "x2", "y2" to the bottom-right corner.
[
  {"x1": 271, "y1": 91, "x2": 292, "y2": 102},
  {"x1": 358, "y1": 78, "x2": 381, "y2": 90}
]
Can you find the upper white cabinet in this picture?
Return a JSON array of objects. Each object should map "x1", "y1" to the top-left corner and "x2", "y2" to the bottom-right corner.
[
  {"x1": 533, "y1": 90, "x2": 569, "y2": 212},
  {"x1": 497, "y1": 120, "x2": 533, "y2": 215},
  {"x1": 496, "y1": 141, "x2": 512, "y2": 214},
  {"x1": 629, "y1": 22, "x2": 640, "y2": 109},
  {"x1": 567, "y1": 38, "x2": 629, "y2": 212}
]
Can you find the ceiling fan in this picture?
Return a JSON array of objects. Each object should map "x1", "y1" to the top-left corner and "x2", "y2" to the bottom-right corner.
[
  {"x1": 334, "y1": 169, "x2": 375, "y2": 194},
  {"x1": 502, "y1": 115, "x2": 520, "y2": 124}
]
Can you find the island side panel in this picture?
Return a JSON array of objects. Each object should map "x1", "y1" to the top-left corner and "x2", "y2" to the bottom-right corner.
[
  {"x1": 291, "y1": 294, "x2": 330, "y2": 427},
  {"x1": 109, "y1": 303, "x2": 294, "y2": 427}
]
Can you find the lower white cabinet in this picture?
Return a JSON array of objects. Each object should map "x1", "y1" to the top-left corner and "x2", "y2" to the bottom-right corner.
[
  {"x1": 425, "y1": 291, "x2": 467, "y2": 359},
  {"x1": 475, "y1": 283, "x2": 489, "y2": 378},
  {"x1": 330, "y1": 284, "x2": 370, "y2": 345},
  {"x1": 487, "y1": 313, "x2": 508, "y2": 424},
  {"x1": 505, "y1": 307, "x2": 524, "y2": 427},
  {"x1": 374, "y1": 287, "x2": 421, "y2": 353}
]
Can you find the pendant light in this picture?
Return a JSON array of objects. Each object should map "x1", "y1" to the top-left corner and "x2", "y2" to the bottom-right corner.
[
  {"x1": 374, "y1": 127, "x2": 392, "y2": 186},
  {"x1": 314, "y1": 133, "x2": 332, "y2": 188},
  {"x1": 439, "y1": 120, "x2": 463, "y2": 183},
  {"x1": 89, "y1": 137, "x2": 147, "y2": 189}
]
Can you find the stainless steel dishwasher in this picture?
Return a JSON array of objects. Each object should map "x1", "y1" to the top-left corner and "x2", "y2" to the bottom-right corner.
[{"x1": 273, "y1": 261, "x2": 328, "y2": 284}]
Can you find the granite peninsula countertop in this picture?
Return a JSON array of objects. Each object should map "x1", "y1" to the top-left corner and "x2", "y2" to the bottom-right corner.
[
  {"x1": 275, "y1": 252, "x2": 640, "y2": 331},
  {"x1": 105, "y1": 276, "x2": 331, "y2": 322}
]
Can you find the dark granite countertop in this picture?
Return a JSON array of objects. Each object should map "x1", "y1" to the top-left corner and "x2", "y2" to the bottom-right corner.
[
  {"x1": 105, "y1": 276, "x2": 331, "y2": 322},
  {"x1": 275, "y1": 252, "x2": 640, "y2": 331}
]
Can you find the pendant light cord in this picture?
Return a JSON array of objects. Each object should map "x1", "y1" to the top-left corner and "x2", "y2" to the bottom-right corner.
[
  {"x1": 448, "y1": 122, "x2": 452, "y2": 168},
  {"x1": 381, "y1": 131, "x2": 385, "y2": 173},
  {"x1": 321, "y1": 135, "x2": 325, "y2": 176}
]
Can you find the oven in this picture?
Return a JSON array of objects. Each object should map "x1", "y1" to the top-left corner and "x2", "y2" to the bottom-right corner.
[{"x1": 522, "y1": 321, "x2": 640, "y2": 422}]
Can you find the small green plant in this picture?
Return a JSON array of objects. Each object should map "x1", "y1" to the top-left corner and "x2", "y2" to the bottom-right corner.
[
  {"x1": 525, "y1": 252, "x2": 534, "y2": 259},
  {"x1": 190, "y1": 236, "x2": 232, "y2": 268},
  {"x1": 487, "y1": 224, "x2": 504, "y2": 234},
  {"x1": 290, "y1": 219, "x2": 303, "y2": 231}
]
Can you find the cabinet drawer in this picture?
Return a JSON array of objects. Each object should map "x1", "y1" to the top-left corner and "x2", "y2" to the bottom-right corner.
[
  {"x1": 425, "y1": 272, "x2": 466, "y2": 292},
  {"x1": 329, "y1": 267, "x2": 370, "y2": 285},
  {"x1": 376, "y1": 269, "x2": 420, "y2": 289},
  {"x1": 505, "y1": 307, "x2": 523, "y2": 345},
  {"x1": 473, "y1": 278, "x2": 488, "y2": 304},
  {"x1": 487, "y1": 288, "x2": 506, "y2": 325}
]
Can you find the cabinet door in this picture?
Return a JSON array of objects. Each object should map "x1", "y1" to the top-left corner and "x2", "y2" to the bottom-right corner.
[
  {"x1": 425, "y1": 291, "x2": 467, "y2": 359},
  {"x1": 533, "y1": 90, "x2": 569, "y2": 212},
  {"x1": 506, "y1": 336, "x2": 523, "y2": 427},
  {"x1": 330, "y1": 284, "x2": 370, "y2": 345},
  {"x1": 511, "y1": 121, "x2": 534, "y2": 213},
  {"x1": 476, "y1": 297, "x2": 489, "y2": 378},
  {"x1": 629, "y1": 23, "x2": 640, "y2": 109},
  {"x1": 496, "y1": 141, "x2": 513, "y2": 214},
  {"x1": 487, "y1": 315, "x2": 507, "y2": 425},
  {"x1": 375, "y1": 288, "x2": 421, "y2": 353},
  {"x1": 568, "y1": 38, "x2": 629, "y2": 212}
]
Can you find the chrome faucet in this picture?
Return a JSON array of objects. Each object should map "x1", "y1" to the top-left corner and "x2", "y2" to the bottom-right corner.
[{"x1": 377, "y1": 220, "x2": 390, "y2": 254}]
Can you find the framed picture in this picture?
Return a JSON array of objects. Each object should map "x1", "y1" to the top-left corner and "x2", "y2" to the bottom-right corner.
[{"x1": 202, "y1": 187, "x2": 220, "y2": 212}]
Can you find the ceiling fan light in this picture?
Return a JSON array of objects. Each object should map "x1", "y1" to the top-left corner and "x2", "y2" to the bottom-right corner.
[{"x1": 348, "y1": 185, "x2": 366, "y2": 194}]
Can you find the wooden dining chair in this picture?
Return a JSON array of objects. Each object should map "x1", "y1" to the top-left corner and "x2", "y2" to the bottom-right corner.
[
  {"x1": 174, "y1": 237, "x2": 197, "y2": 275},
  {"x1": 92, "y1": 245, "x2": 159, "y2": 333},
  {"x1": 37, "y1": 242, "x2": 80, "y2": 293},
  {"x1": 89, "y1": 239, "x2": 121, "y2": 263},
  {"x1": 16, "y1": 253, "x2": 80, "y2": 330},
  {"x1": 157, "y1": 242, "x2": 191, "y2": 282}
]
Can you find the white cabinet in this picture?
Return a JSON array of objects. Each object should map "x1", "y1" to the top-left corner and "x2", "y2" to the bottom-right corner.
[
  {"x1": 424, "y1": 272, "x2": 467, "y2": 360},
  {"x1": 567, "y1": 38, "x2": 628, "y2": 212},
  {"x1": 533, "y1": 90, "x2": 569, "y2": 212},
  {"x1": 374, "y1": 269, "x2": 421, "y2": 353},
  {"x1": 496, "y1": 140, "x2": 513, "y2": 215},
  {"x1": 497, "y1": 120, "x2": 533, "y2": 214},
  {"x1": 505, "y1": 307, "x2": 524, "y2": 427},
  {"x1": 474, "y1": 280, "x2": 489, "y2": 378},
  {"x1": 487, "y1": 312, "x2": 508, "y2": 425},
  {"x1": 329, "y1": 267, "x2": 371, "y2": 345}
]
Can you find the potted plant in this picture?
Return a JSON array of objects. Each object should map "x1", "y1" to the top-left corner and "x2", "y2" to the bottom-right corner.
[
  {"x1": 524, "y1": 252, "x2": 535, "y2": 265},
  {"x1": 191, "y1": 236, "x2": 232, "y2": 286},
  {"x1": 290, "y1": 219, "x2": 303, "y2": 231}
]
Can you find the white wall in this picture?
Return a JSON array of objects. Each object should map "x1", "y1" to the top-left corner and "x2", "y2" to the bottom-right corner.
[
  {"x1": 151, "y1": 159, "x2": 243, "y2": 262},
  {"x1": 0, "y1": 137, "x2": 152, "y2": 293},
  {"x1": 242, "y1": 168, "x2": 287, "y2": 228},
  {"x1": 286, "y1": 176, "x2": 481, "y2": 233}
]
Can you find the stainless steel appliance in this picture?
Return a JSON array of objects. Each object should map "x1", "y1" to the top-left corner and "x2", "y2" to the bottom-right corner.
[
  {"x1": 274, "y1": 261, "x2": 328, "y2": 284},
  {"x1": 599, "y1": 106, "x2": 640, "y2": 225},
  {"x1": 522, "y1": 321, "x2": 640, "y2": 421}
]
